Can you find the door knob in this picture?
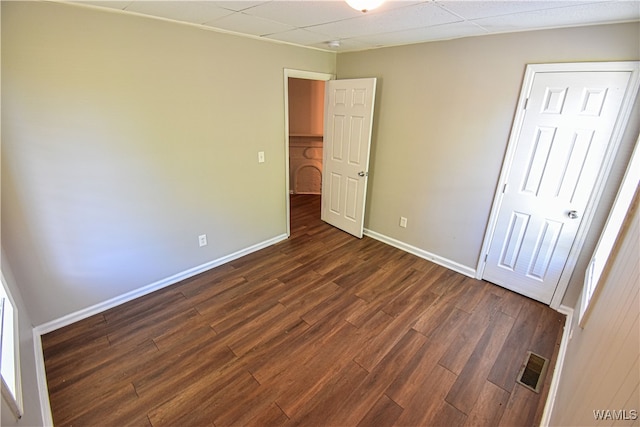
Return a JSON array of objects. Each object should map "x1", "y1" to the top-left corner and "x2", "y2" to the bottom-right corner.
[
  {"x1": 358, "y1": 171, "x2": 368, "y2": 177},
  {"x1": 567, "y1": 210, "x2": 579, "y2": 219}
]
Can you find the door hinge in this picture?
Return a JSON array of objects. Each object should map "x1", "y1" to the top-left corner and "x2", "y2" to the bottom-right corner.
[
  {"x1": 524, "y1": 98, "x2": 529, "y2": 110},
  {"x1": 502, "y1": 183, "x2": 508, "y2": 193},
  {"x1": 484, "y1": 253, "x2": 488, "y2": 262}
]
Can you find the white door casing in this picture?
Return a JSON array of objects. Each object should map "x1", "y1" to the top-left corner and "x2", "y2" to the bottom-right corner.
[
  {"x1": 480, "y1": 62, "x2": 640, "y2": 306},
  {"x1": 321, "y1": 78, "x2": 377, "y2": 238}
]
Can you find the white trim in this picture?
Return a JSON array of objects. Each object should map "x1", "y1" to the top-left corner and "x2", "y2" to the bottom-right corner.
[
  {"x1": 0, "y1": 273, "x2": 24, "y2": 421},
  {"x1": 579, "y1": 135, "x2": 640, "y2": 326},
  {"x1": 32, "y1": 233, "x2": 287, "y2": 424},
  {"x1": 476, "y1": 61, "x2": 640, "y2": 309},
  {"x1": 540, "y1": 304, "x2": 574, "y2": 427},
  {"x1": 283, "y1": 69, "x2": 335, "y2": 237},
  {"x1": 33, "y1": 330, "x2": 53, "y2": 427},
  {"x1": 363, "y1": 228, "x2": 476, "y2": 278},
  {"x1": 1, "y1": 379, "x2": 23, "y2": 422}
]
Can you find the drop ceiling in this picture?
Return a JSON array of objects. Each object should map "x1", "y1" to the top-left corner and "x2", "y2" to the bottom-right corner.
[{"x1": 72, "y1": 0, "x2": 640, "y2": 52}]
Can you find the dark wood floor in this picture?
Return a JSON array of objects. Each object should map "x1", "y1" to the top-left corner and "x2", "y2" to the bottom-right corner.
[{"x1": 42, "y1": 194, "x2": 565, "y2": 426}]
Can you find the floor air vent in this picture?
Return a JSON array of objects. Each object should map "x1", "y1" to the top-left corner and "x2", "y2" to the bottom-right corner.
[{"x1": 516, "y1": 351, "x2": 549, "y2": 393}]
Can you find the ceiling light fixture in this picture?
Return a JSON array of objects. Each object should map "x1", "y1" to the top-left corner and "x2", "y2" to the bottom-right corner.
[
  {"x1": 346, "y1": 0, "x2": 385, "y2": 13},
  {"x1": 328, "y1": 40, "x2": 341, "y2": 48}
]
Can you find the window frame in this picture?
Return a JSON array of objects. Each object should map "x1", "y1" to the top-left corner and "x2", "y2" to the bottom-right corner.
[
  {"x1": 579, "y1": 136, "x2": 640, "y2": 326},
  {"x1": 0, "y1": 272, "x2": 23, "y2": 420}
]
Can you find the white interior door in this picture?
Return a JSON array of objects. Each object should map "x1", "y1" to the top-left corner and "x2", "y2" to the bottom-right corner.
[
  {"x1": 483, "y1": 64, "x2": 638, "y2": 304},
  {"x1": 321, "y1": 78, "x2": 377, "y2": 238}
]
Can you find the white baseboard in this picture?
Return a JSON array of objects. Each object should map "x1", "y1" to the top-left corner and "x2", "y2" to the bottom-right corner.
[
  {"x1": 363, "y1": 228, "x2": 476, "y2": 278},
  {"x1": 33, "y1": 329, "x2": 54, "y2": 427},
  {"x1": 34, "y1": 233, "x2": 288, "y2": 335},
  {"x1": 540, "y1": 304, "x2": 574, "y2": 427},
  {"x1": 32, "y1": 233, "x2": 288, "y2": 426}
]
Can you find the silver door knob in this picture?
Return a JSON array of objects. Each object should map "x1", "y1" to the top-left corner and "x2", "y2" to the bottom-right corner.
[
  {"x1": 358, "y1": 171, "x2": 367, "y2": 177},
  {"x1": 567, "y1": 210, "x2": 579, "y2": 219}
]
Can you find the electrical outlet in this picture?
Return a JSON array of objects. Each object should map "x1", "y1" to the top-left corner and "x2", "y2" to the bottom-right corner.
[
  {"x1": 198, "y1": 234, "x2": 207, "y2": 247},
  {"x1": 258, "y1": 151, "x2": 265, "y2": 163},
  {"x1": 400, "y1": 217, "x2": 408, "y2": 228}
]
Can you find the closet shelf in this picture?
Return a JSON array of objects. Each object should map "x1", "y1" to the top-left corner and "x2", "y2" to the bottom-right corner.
[{"x1": 290, "y1": 133, "x2": 324, "y2": 138}]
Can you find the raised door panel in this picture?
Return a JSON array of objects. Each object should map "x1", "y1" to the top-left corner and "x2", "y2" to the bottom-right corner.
[{"x1": 321, "y1": 78, "x2": 376, "y2": 238}]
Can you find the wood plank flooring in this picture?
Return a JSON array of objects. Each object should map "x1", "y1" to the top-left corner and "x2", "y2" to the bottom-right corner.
[{"x1": 42, "y1": 195, "x2": 565, "y2": 426}]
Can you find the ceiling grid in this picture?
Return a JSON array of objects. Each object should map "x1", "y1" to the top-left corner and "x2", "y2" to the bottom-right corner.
[{"x1": 73, "y1": 0, "x2": 640, "y2": 51}]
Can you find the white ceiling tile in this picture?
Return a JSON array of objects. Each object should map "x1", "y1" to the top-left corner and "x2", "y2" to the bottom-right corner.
[
  {"x1": 265, "y1": 28, "x2": 335, "y2": 45},
  {"x1": 242, "y1": 0, "x2": 426, "y2": 27},
  {"x1": 241, "y1": 1, "x2": 363, "y2": 27},
  {"x1": 125, "y1": 1, "x2": 234, "y2": 25},
  {"x1": 354, "y1": 0, "x2": 427, "y2": 12},
  {"x1": 353, "y1": 19, "x2": 489, "y2": 45},
  {"x1": 435, "y1": 1, "x2": 602, "y2": 20},
  {"x1": 72, "y1": 0, "x2": 640, "y2": 52},
  {"x1": 310, "y1": 36, "x2": 376, "y2": 51},
  {"x1": 210, "y1": 1, "x2": 269, "y2": 12},
  {"x1": 308, "y1": 2, "x2": 463, "y2": 38},
  {"x1": 204, "y1": 12, "x2": 297, "y2": 36},
  {"x1": 472, "y1": 1, "x2": 640, "y2": 32},
  {"x1": 77, "y1": 1, "x2": 134, "y2": 10}
]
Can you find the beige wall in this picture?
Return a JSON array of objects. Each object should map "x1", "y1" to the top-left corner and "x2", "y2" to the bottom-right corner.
[
  {"x1": 550, "y1": 192, "x2": 639, "y2": 426},
  {"x1": 2, "y1": 1, "x2": 639, "y2": 326},
  {"x1": 336, "y1": 22, "x2": 640, "y2": 307},
  {"x1": 1, "y1": 1, "x2": 335, "y2": 325}
]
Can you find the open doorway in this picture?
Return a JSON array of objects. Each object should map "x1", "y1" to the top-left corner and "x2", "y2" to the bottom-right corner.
[
  {"x1": 288, "y1": 77, "x2": 325, "y2": 196},
  {"x1": 283, "y1": 69, "x2": 334, "y2": 236}
]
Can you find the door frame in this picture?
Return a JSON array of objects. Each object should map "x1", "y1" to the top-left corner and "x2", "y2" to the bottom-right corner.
[
  {"x1": 283, "y1": 69, "x2": 335, "y2": 237},
  {"x1": 476, "y1": 61, "x2": 640, "y2": 310}
]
